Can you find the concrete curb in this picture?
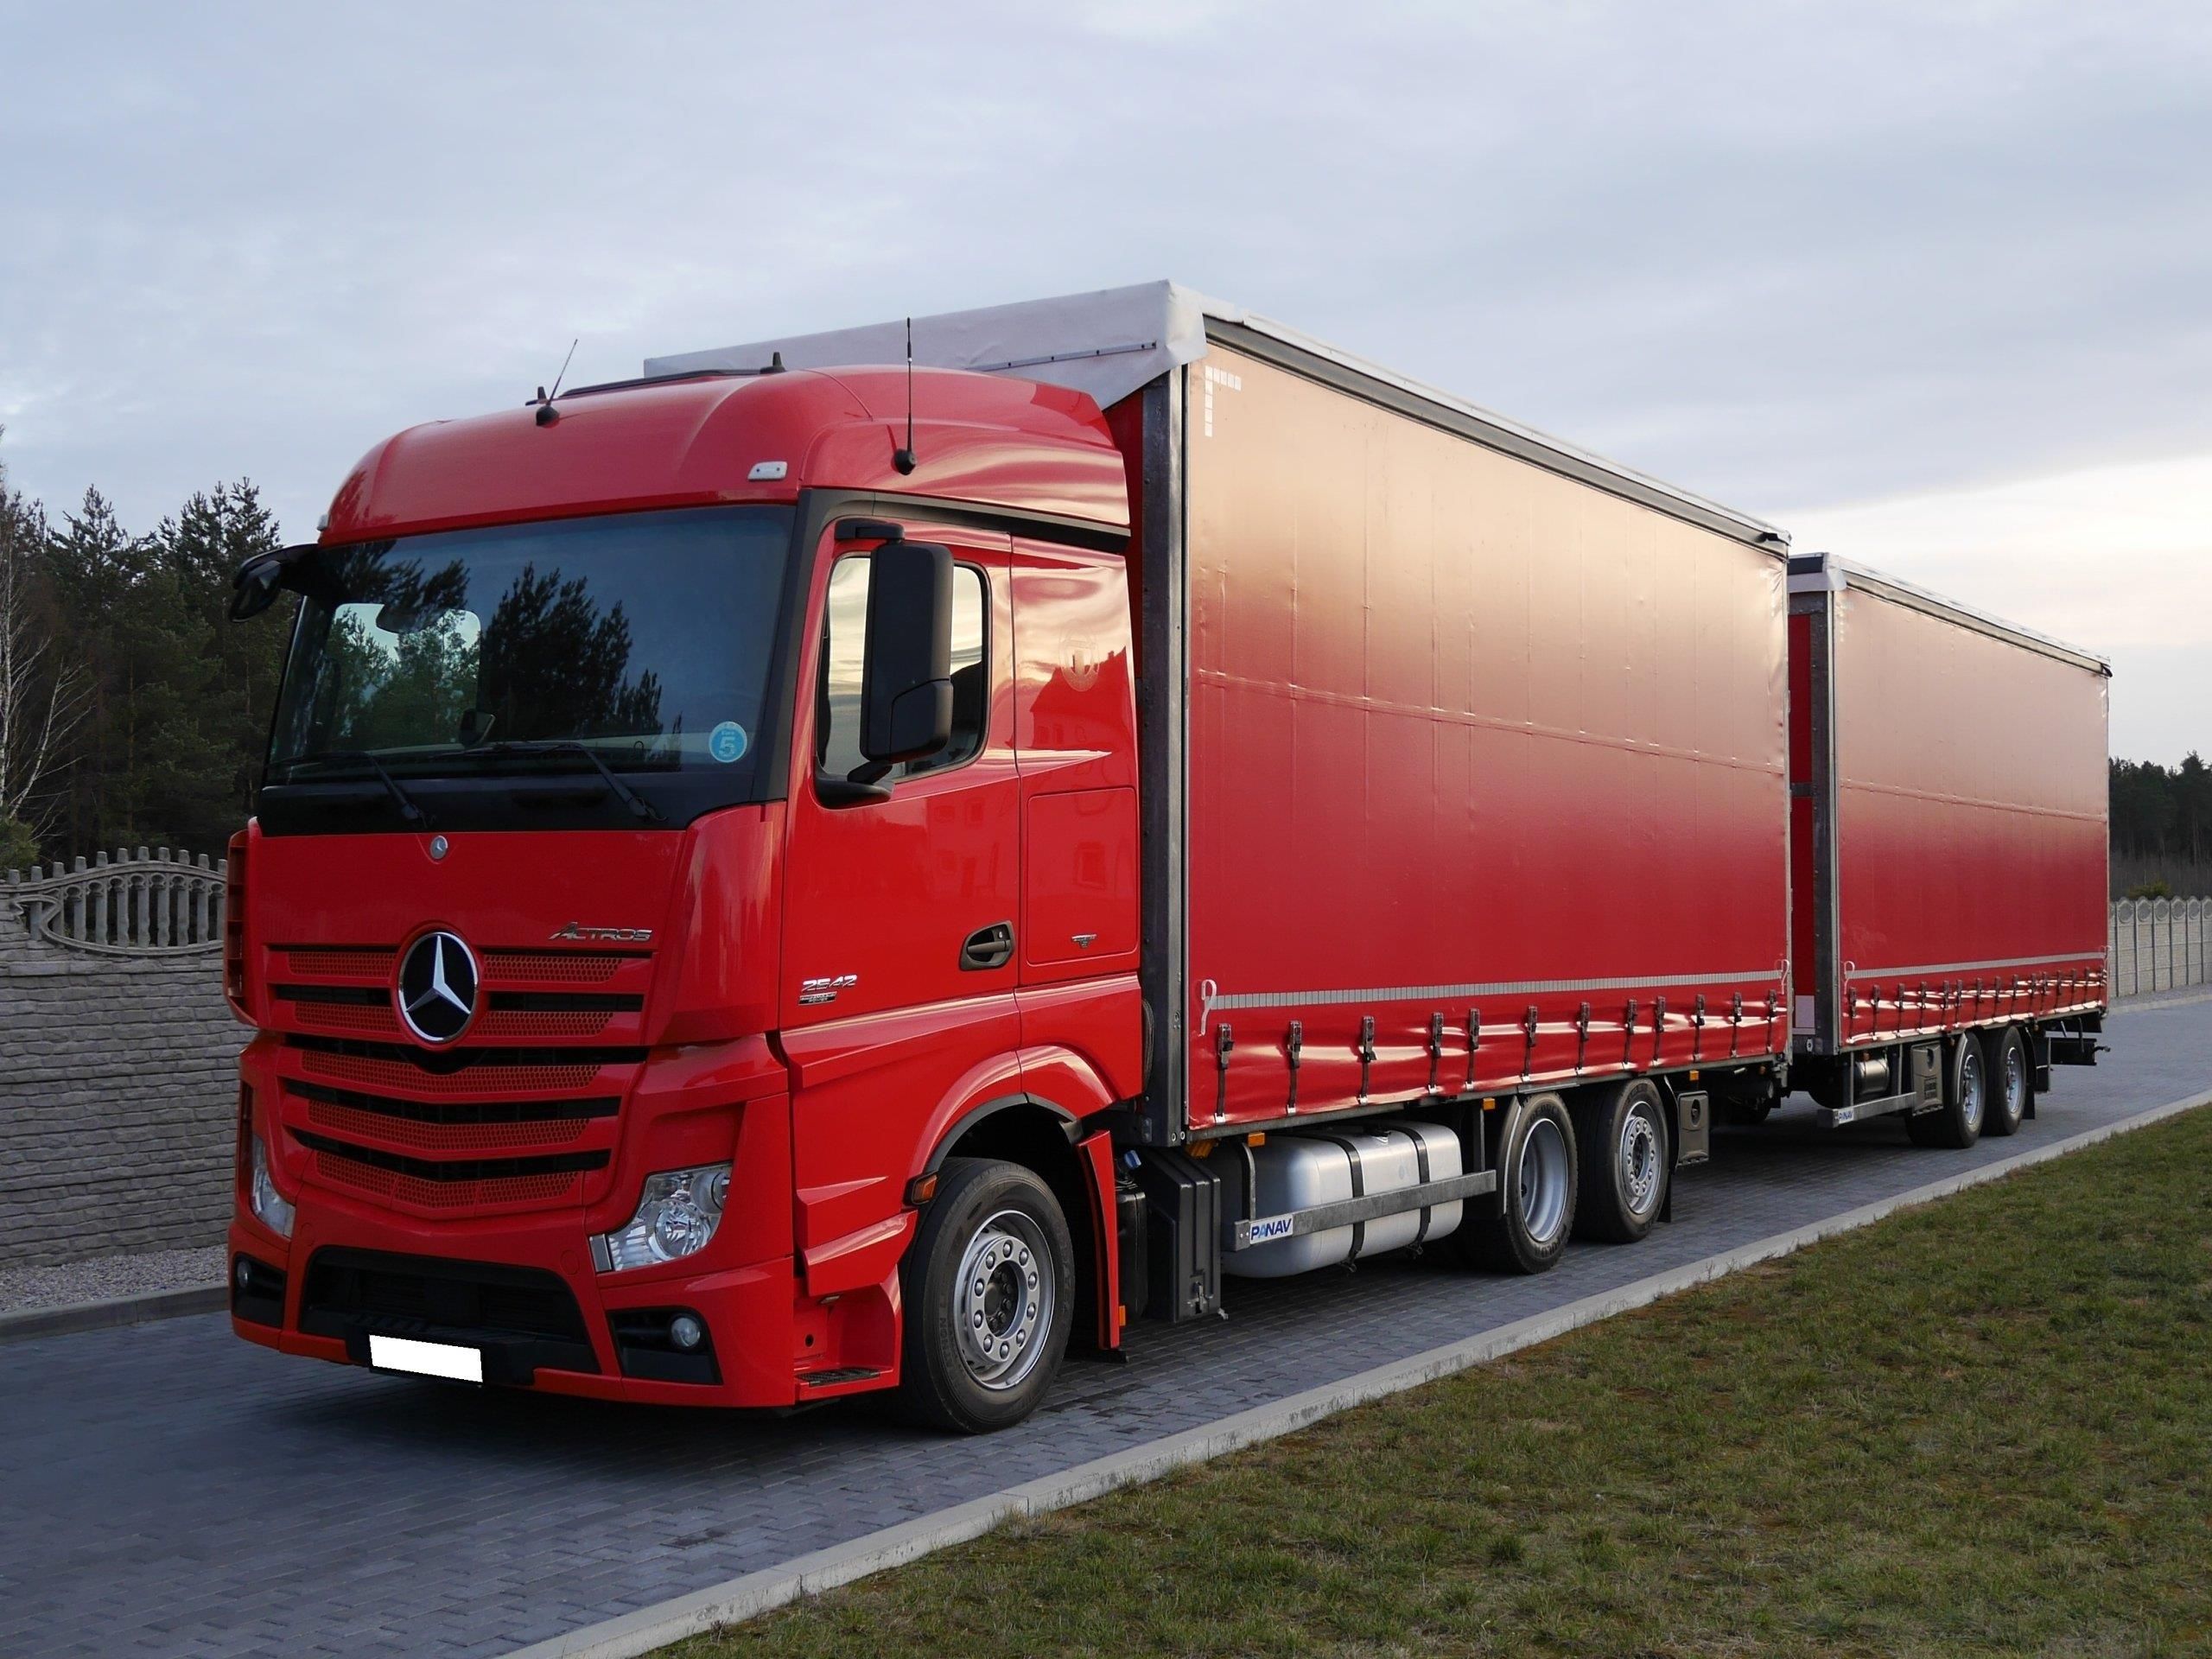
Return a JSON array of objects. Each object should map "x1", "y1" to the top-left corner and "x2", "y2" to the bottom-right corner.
[
  {"x1": 505, "y1": 1082, "x2": 2212, "y2": 1659},
  {"x1": 0, "y1": 1284, "x2": 227, "y2": 1345}
]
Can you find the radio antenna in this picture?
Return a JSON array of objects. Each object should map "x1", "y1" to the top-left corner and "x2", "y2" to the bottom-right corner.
[
  {"x1": 549, "y1": 337, "x2": 578, "y2": 399},
  {"x1": 534, "y1": 338, "x2": 579, "y2": 427},
  {"x1": 892, "y1": 316, "x2": 918, "y2": 475}
]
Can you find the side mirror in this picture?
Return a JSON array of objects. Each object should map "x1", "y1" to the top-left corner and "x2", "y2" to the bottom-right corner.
[
  {"x1": 858, "y1": 540, "x2": 954, "y2": 766},
  {"x1": 229, "y1": 543, "x2": 320, "y2": 621},
  {"x1": 229, "y1": 558, "x2": 283, "y2": 621}
]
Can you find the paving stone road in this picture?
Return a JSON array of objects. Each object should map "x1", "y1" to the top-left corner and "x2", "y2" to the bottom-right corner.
[{"x1": 3, "y1": 995, "x2": 2206, "y2": 1659}]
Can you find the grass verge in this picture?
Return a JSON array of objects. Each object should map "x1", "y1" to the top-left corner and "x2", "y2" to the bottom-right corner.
[{"x1": 677, "y1": 1107, "x2": 2212, "y2": 1657}]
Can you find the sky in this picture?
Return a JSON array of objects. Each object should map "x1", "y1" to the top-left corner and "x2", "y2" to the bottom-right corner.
[{"x1": 3, "y1": 1, "x2": 2206, "y2": 761}]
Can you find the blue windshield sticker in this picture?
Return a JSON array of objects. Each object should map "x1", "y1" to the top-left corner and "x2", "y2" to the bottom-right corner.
[{"x1": 709, "y1": 721, "x2": 749, "y2": 764}]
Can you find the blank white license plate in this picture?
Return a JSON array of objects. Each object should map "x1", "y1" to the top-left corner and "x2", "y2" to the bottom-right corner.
[{"x1": 368, "y1": 1333, "x2": 483, "y2": 1383}]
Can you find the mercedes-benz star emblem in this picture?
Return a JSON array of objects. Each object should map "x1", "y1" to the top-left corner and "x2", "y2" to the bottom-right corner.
[{"x1": 397, "y1": 931, "x2": 478, "y2": 1044}]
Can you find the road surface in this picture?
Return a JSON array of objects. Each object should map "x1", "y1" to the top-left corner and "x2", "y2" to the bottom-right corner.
[{"x1": 3, "y1": 995, "x2": 2205, "y2": 1659}]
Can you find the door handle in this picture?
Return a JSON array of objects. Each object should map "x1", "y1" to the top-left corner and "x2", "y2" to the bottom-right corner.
[{"x1": 960, "y1": 921, "x2": 1014, "y2": 972}]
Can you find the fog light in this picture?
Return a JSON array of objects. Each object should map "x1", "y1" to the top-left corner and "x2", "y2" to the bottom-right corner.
[
  {"x1": 249, "y1": 1136, "x2": 296, "y2": 1239},
  {"x1": 594, "y1": 1164, "x2": 730, "y2": 1272},
  {"x1": 230, "y1": 1254, "x2": 288, "y2": 1329},
  {"x1": 669, "y1": 1313, "x2": 705, "y2": 1351}
]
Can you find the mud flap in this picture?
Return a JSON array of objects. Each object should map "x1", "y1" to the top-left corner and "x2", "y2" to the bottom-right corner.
[{"x1": 1076, "y1": 1129, "x2": 1123, "y2": 1353}]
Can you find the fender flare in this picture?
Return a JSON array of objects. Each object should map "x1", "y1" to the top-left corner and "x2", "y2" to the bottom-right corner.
[
  {"x1": 913, "y1": 1040, "x2": 1126, "y2": 1176},
  {"x1": 922, "y1": 1091, "x2": 1079, "y2": 1174}
]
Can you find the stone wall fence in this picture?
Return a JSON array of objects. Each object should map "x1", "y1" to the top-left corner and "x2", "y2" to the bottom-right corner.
[
  {"x1": 3, "y1": 848, "x2": 242, "y2": 1268},
  {"x1": 2107, "y1": 896, "x2": 2210, "y2": 1000},
  {"x1": 2, "y1": 848, "x2": 2208, "y2": 1269}
]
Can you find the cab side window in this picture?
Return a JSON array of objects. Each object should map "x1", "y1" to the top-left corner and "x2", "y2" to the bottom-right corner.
[{"x1": 817, "y1": 556, "x2": 988, "y2": 784}]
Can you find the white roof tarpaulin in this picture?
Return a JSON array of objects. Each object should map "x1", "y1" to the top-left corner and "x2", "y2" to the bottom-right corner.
[
  {"x1": 645, "y1": 279, "x2": 1236, "y2": 415},
  {"x1": 647, "y1": 279, "x2": 1783, "y2": 544}
]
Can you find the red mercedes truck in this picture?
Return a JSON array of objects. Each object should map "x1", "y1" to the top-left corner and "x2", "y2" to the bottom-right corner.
[
  {"x1": 221, "y1": 283, "x2": 2105, "y2": 1432},
  {"x1": 1783, "y1": 550, "x2": 2110, "y2": 1138}
]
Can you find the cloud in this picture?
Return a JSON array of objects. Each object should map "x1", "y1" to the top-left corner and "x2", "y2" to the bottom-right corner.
[
  {"x1": 0, "y1": 1, "x2": 2205, "y2": 762},
  {"x1": 1786, "y1": 451, "x2": 2212, "y2": 764}
]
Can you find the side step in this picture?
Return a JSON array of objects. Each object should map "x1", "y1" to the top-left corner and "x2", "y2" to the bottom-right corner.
[{"x1": 798, "y1": 1367, "x2": 882, "y2": 1389}]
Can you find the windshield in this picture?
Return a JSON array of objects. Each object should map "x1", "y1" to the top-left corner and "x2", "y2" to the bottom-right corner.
[{"x1": 266, "y1": 507, "x2": 792, "y2": 797}]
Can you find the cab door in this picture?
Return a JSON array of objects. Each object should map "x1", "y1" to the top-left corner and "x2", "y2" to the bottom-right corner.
[
  {"x1": 779, "y1": 522, "x2": 1021, "y2": 1272},
  {"x1": 1011, "y1": 537, "x2": 1141, "y2": 988},
  {"x1": 782, "y1": 522, "x2": 1019, "y2": 1026}
]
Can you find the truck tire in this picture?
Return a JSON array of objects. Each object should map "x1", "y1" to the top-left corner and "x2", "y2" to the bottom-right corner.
[
  {"x1": 1906, "y1": 1033, "x2": 1986, "y2": 1149},
  {"x1": 1457, "y1": 1093, "x2": 1577, "y2": 1274},
  {"x1": 1983, "y1": 1026, "x2": 2030, "y2": 1137},
  {"x1": 894, "y1": 1157, "x2": 1074, "y2": 1434},
  {"x1": 1570, "y1": 1078, "x2": 1669, "y2": 1243}
]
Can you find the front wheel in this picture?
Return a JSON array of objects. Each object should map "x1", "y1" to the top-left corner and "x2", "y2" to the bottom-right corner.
[{"x1": 896, "y1": 1158, "x2": 1074, "y2": 1433}]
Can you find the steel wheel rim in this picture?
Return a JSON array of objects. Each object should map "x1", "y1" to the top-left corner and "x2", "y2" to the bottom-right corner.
[
  {"x1": 953, "y1": 1209, "x2": 1054, "y2": 1391},
  {"x1": 1959, "y1": 1046, "x2": 1985, "y2": 1131},
  {"x1": 2002, "y1": 1042, "x2": 2027, "y2": 1121},
  {"x1": 1519, "y1": 1116, "x2": 1571, "y2": 1246},
  {"x1": 1619, "y1": 1103, "x2": 1662, "y2": 1218}
]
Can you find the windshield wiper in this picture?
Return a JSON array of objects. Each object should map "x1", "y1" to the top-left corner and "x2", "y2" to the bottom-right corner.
[
  {"x1": 455, "y1": 741, "x2": 664, "y2": 823},
  {"x1": 278, "y1": 749, "x2": 434, "y2": 829}
]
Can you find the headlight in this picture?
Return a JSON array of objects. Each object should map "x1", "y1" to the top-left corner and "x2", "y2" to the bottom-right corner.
[
  {"x1": 249, "y1": 1135, "x2": 296, "y2": 1239},
  {"x1": 594, "y1": 1164, "x2": 729, "y2": 1272}
]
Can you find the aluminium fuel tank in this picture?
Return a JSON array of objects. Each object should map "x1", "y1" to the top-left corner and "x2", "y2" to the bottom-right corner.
[{"x1": 1217, "y1": 1121, "x2": 1464, "y2": 1278}]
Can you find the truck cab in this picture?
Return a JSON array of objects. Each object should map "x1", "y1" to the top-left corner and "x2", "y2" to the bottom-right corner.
[{"x1": 226, "y1": 363, "x2": 1142, "y2": 1431}]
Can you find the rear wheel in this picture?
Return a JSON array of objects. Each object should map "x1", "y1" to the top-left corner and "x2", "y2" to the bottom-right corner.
[
  {"x1": 1983, "y1": 1027, "x2": 2030, "y2": 1137},
  {"x1": 1458, "y1": 1093, "x2": 1577, "y2": 1274},
  {"x1": 1571, "y1": 1079, "x2": 1670, "y2": 1243},
  {"x1": 895, "y1": 1158, "x2": 1073, "y2": 1433},
  {"x1": 1906, "y1": 1034, "x2": 1986, "y2": 1149}
]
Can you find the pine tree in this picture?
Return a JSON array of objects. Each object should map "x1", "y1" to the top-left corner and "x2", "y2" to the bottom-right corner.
[
  {"x1": 2179, "y1": 753, "x2": 2211, "y2": 867},
  {"x1": 0, "y1": 434, "x2": 87, "y2": 862},
  {"x1": 150, "y1": 480, "x2": 290, "y2": 846},
  {"x1": 41, "y1": 486, "x2": 149, "y2": 853},
  {"x1": 26, "y1": 479, "x2": 291, "y2": 857}
]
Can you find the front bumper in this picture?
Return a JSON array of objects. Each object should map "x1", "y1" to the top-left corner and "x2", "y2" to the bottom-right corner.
[
  {"x1": 227, "y1": 1041, "x2": 907, "y2": 1407},
  {"x1": 226, "y1": 1198, "x2": 828, "y2": 1407}
]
